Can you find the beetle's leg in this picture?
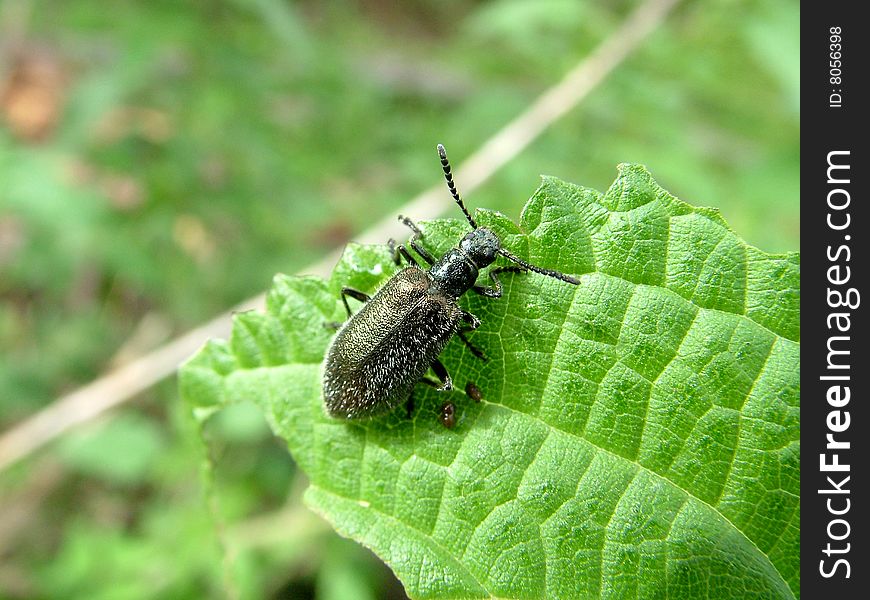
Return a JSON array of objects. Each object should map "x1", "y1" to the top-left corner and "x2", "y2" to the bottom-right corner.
[
  {"x1": 460, "y1": 310, "x2": 480, "y2": 329},
  {"x1": 413, "y1": 361, "x2": 454, "y2": 417},
  {"x1": 398, "y1": 215, "x2": 437, "y2": 266},
  {"x1": 340, "y1": 287, "x2": 371, "y2": 319},
  {"x1": 410, "y1": 239, "x2": 435, "y2": 266},
  {"x1": 429, "y1": 358, "x2": 453, "y2": 391},
  {"x1": 456, "y1": 310, "x2": 486, "y2": 359},
  {"x1": 472, "y1": 266, "x2": 525, "y2": 298},
  {"x1": 388, "y1": 238, "x2": 422, "y2": 267},
  {"x1": 457, "y1": 330, "x2": 486, "y2": 361}
]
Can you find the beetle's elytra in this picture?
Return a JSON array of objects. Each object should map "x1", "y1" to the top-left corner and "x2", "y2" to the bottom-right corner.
[{"x1": 322, "y1": 144, "x2": 579, "y2": 420}]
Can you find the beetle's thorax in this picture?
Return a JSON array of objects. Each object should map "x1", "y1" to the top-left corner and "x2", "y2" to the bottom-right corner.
[{"x1": 428, "y1": 228, "x2": 500, "y2": 298}]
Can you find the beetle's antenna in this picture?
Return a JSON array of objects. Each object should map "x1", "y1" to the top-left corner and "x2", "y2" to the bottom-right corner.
[
  {"x1": 437, "y1": 144, "x2": 478, "y2": 229},
  {"x1": 498, "y1": 248, "x2": 581, "y2": 285}
]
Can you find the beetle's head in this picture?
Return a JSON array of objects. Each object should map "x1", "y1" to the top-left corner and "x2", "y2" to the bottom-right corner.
[{"x1": 460, "y1": 227, "x2": 500, "y2": 268}]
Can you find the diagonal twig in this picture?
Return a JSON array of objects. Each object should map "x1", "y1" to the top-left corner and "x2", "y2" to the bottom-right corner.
[{"x1": 0, "y1": 0, "x2": 681, "y2": 472}]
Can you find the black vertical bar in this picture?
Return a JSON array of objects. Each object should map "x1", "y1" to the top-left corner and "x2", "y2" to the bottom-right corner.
[{"x1": 802, "y1": 3, "x2": 867, "y2": 597}]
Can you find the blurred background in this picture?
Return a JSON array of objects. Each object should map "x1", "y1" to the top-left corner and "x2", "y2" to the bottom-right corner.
[{"x1": 0, "y1": 0, "x2": 798, "y2": 598}]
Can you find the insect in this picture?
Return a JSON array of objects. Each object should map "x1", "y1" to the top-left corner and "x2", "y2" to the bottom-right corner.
[
  {"x1": 465, "y1": 381, "x2": 482, "y2": 402},
  {"x1": 439, "y1": 402, "x2": 456, "y2": 429},
  {"x1": 322, "y1": 144, "x2": 580, "y2": 419}
]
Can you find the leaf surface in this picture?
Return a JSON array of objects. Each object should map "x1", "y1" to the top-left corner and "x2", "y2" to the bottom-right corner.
[{"x1": 181, "y1": 165, "x2": 800, "y2": 599}]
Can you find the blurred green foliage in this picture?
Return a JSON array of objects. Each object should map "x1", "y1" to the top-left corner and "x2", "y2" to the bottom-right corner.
[{"x1": 1, "y1": 0, "x2": 797, "y2": 598}]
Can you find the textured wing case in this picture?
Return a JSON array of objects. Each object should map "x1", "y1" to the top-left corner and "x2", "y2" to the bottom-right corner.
[{"x1": 322, "y1": 267, "x2": 462, "y2": 418}]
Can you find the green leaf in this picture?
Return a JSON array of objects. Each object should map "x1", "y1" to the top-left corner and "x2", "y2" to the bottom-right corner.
[{"x1": 180, "y1": 164, "x2": 800, "y2": 599}]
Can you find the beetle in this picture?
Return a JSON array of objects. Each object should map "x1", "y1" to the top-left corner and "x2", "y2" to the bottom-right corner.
[{"x1": 322, "y1": 144, "x2": 579, "y2": 419}]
